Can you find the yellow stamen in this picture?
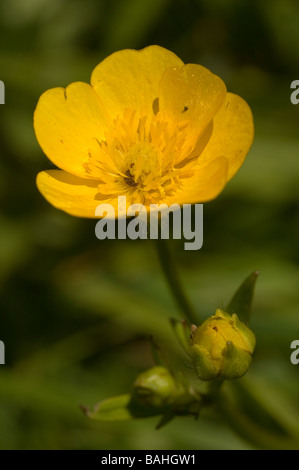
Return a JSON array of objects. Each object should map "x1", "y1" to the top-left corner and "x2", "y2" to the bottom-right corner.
[{"x1": 85, "y1": 109, "x2": 199, "y2": 204}]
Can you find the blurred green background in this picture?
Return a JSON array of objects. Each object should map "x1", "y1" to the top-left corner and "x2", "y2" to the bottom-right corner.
[{"x1": 0, "y1": 0, "x2": 299, "y2": 450}]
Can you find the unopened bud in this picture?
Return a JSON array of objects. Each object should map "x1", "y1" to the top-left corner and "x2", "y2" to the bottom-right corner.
[
  {"x1": 133, "y1": 366, "x2": 176, "y2": 408},
  {"x1": 190, "y1": 309, "x2": 256, "y2": 381}
]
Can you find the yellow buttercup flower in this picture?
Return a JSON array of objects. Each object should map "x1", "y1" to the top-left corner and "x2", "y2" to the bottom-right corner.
[{"x1": 34, "y1": 45, "x2": 254, "y2": 218}]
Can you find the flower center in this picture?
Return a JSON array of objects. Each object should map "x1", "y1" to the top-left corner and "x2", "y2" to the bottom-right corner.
[
  {"x1": 84, "y1": 108, "x2": 198, "y2": 204},
  {"x1": 122, "y1": 142, "x2": 164, "y2": 197}
]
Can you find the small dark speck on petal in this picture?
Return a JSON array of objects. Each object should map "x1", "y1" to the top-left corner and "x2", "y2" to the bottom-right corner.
[{"x1": 152, "y1": 97, "x2": 159, "y2": 115}]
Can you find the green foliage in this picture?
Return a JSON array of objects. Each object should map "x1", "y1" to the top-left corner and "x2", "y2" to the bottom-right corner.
[
  {"x1": 0, "y1": 0, "x2": 299, "y2": 450},
  {"x1": 226, "y1": 271, "x2": 259, "y2": 325},
  {"x1": 83, "y1": 394, "x2": 159, "y2": 421}
]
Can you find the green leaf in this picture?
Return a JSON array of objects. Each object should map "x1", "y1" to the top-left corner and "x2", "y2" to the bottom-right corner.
[
  {"x1": 226, "y1": 271, "x2": 259, "y2": 325},
  {"x1": 82, "y1": 394, "x2": 163, "y2": 421},
  {"x1": 170, "y1": 318, "x2": 191, "y2": 355}
]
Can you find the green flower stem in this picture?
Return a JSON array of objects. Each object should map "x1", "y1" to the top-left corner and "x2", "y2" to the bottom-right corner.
[
  {"x1": 203, "y1": 380, "x2": 224, "y2": 402},
  {"x1": 155, "y1": 238, "x2": 198, "y2": 325},
  {"x1": 218, "y1": 390, "x2": 299, "y2": 450}
]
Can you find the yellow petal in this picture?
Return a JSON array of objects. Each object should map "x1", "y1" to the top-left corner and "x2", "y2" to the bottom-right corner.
[
  {"x1": 37, "y1": 157, "x2": 228, "y2": 219},
  {"x1": 165, "y1": 157, "x2": 229, "y2": 205},
  {"x1": 198, "y1": 92, "x2": 254, "y2": 180},
  {"x1": 34, "y1": 82, "x2": 109, "y2": 178},
  {"x1": 159, "y1": 63, "x2": 227, "y2": 146},
  {"x1": 91, "y1": 45, "x2": 184, "y2": 118},
  {"x1": 37, "y1": 170, "x2": 136, "y2": 218}
]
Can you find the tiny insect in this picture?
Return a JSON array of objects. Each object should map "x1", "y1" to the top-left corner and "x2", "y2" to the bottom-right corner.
[{"x1": 124, "y1": 169, "x2": 138, "y2": 187}]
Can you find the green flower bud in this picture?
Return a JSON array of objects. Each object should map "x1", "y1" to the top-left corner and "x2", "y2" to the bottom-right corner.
[
  {"x1": 133, "y1": 366, "x2": 176, "y2": 408},
  {"x1": 190, "y1": 309, "x2": 256, "y2": 381}
]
